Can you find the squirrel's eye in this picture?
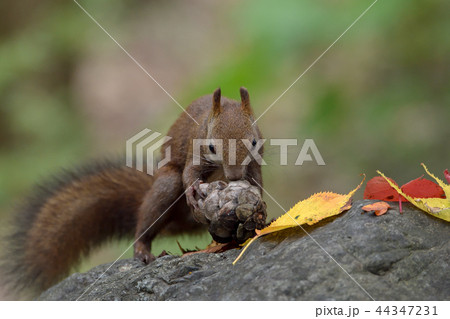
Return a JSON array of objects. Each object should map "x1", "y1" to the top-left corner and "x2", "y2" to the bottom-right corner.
[
  {"x1": 209, "y1": 144, "x2": 216, "y2": 154},
  {"x1": 252, "y1": 139, "x2": 257, "y2": 147}
]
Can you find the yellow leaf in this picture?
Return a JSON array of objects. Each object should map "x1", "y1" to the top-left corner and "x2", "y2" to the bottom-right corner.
[
  {"x1": 377, "y1": 163, "x2": 450, "y2": 222},
  {"x1": 421, "y1": 163, "x2": 450, "y2": 198},
  {"x1": 233, "y1": 175, "x2": 365, "y2": 264}
]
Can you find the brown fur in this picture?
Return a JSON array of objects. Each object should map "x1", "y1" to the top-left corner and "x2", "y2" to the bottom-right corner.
[
  {"x1": 1, "y1": 88, "x2": 264, "y2": 298},
  {"x1": 134, "y1": 87, "x2": 263, "y2": 260},
  {"x1": 1, "y1": 162, "x2": 154, "y2": 297}
]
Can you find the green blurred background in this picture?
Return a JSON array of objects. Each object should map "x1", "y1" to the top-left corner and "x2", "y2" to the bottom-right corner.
[{"x1": 0, "y1": 0, "x2": 449, "y2": 280}]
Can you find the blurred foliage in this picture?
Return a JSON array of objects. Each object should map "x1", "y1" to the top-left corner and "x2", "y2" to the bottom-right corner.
[{"x1": 0, "y1": 0, "x2": 449, "y2": 272}]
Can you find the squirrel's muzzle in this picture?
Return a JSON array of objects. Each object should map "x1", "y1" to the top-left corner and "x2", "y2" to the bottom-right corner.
[{"x1": 225, "y1": 166, "x2": 246, "y2": 181}]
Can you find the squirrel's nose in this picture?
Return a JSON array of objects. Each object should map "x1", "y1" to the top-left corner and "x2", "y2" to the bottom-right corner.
[
  {"x1": 225, "y1": 167, "x2": 245, "y2": 181},
  {"x1": 226, "y1": 174, "x2": 241, "y2": 181}
]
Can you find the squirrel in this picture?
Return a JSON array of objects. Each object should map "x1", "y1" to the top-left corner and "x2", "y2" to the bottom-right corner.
[{"x1": 0, "y1": 87, "x2": 264, "y2": 298}]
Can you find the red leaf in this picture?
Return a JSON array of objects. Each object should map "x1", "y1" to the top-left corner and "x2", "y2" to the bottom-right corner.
[
  {"x1": 364, "y1": 174, "x2": 445, "y2": 203},
  {"x1": 364, "y1": 176, "x2": 401, "y2": 201},
  {"x1": 445, "y1": 169, "x2": 450, "y2": 184},
  {"x1": 400, "y1": 176, "x2": 445, "y2": 199}
]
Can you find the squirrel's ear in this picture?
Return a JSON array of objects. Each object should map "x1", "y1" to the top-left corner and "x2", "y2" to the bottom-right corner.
[
  {"x1": 212, "y1": 87, "x2": 222, "y2": 116},
  {"x1": 240, "y1": 87, "x2": 252, "y2": 114}
]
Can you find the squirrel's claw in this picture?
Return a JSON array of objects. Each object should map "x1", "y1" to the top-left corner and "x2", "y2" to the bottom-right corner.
[
  {"x1": 134, "y1": 250, "x2": 156, "y2": 264},
  {"x1": 186, "y1": 189, "x2": 198, "y2": 210},
  {"x1": 186, "y1": 180, "x2": 204, "y2": 209},
  {"x1": 134, "y1": 242, "x2": 156, "y2": 264}
]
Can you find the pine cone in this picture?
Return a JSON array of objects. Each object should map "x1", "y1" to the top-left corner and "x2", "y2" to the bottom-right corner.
[{"x1": 197, "y1": 180, "x2": 267, "y2": 243}]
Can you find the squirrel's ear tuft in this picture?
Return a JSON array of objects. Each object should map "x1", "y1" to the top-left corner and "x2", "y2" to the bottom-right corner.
[
  {"x1": 212, "y1": 87, "x2": 222, "y2": 116},
  {"x1": 240, "y1": 87, "x2": 252, "y2": 114}
]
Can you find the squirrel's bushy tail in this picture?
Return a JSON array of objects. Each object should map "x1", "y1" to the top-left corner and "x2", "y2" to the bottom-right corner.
[{"x1": 0, "y1": 160, "x2": 153, "y2": 298}]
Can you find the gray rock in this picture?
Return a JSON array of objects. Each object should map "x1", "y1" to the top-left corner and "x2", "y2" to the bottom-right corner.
[{"x1": 39, "y1": 200, "x2": 449, "y2": 301}]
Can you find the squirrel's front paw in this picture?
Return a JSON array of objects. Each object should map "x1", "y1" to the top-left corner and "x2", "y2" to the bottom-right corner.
[
  {"x1": 134, "y1": 242, "x2": 156, "y2": 264},
  {"x1": 186, "y1": 179, "x2": 204, "y2": 210}
]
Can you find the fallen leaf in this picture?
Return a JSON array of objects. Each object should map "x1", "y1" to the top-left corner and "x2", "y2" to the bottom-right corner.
[
  {"x1": 400, "y1": 176, "x2": 445, "y2": 199},
  {"x1": 445, "y1": 169, "x2": 450, "y2": 184},
  {"x1": 361, "y1": 201, "x2": 391, "y2": 216},
  {"x1": 233, "y1": 175, "x2": 365, "y2": 264},
  {"x1": 364, "y1": 176, "x2": 400, "y2": 201},
  {"x1": 377, "y1": 164, "x2": 450, "y2": 222},
  {"x1": 182, "y1": 242, "x2": 238, "y2": 257},
  {"x1": 364, "y1": 176, "x2": 444, "y2": 202}
]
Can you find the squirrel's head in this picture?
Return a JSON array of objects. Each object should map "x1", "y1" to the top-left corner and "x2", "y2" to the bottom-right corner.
[{"x1": 206, "y1": 87, "x2": 263, "y2": 181}]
